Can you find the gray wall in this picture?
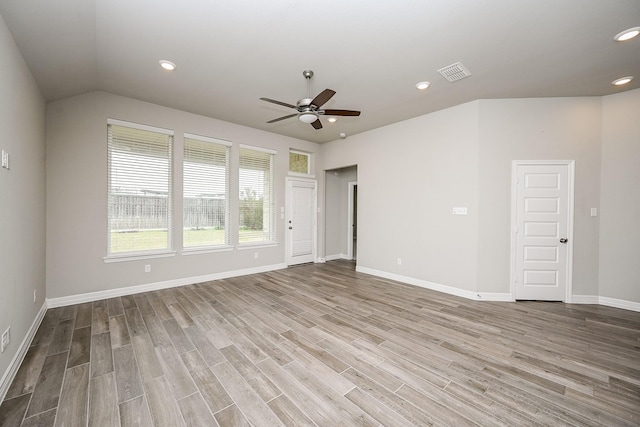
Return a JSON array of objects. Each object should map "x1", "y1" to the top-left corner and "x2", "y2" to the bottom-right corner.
[
  {"x1": 600, "y1": 89, "x2": 640, "y2": 302},
  {"x1": 477, "y1": 97, "x2": 602, "y2": 296},
  {"x1": 321, "y1": 102, "x2": 480, "y2": 292},
  {"x1": 0, "y1": 15, "x2": 46, "y2": 382},
  {"x1": 324, "y1": 170, "x2": 343, "y2": 258},
  {"x1": 321, "y1": 92, "x2": 639, "y2": 302},
  {"x1": 46, "y1": 91, "x2": 317, "y2": 299}
]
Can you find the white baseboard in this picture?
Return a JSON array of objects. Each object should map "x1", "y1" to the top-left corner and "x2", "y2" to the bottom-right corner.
[
  {"x1": 570, "y1": 295, "x2": 600, "y2": 305},
  {"x1": 47, "y1": 263, "x2": 287, "y2": 308},
  {"x1": 573, "y1": 295, "x2": 640, "y2": 312},
  {"x1": 356, "y1": 267, "x2": 639, "y2": 311},
  {"x1": 0, "y1": 301, "x2": 48, "y2": 403},
  {"x1": 324, "y1": 254, "x2": 344, "y2": 261},
  {"x1": 355, "y1": 266, "x2": 500, "y2": 301}
]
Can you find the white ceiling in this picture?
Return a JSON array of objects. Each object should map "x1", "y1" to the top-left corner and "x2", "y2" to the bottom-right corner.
[{"x1": 1, "y1": 0, "x2": 639, "y2": 143}]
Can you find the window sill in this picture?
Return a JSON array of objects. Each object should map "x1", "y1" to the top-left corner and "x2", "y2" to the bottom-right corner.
[
  {"x1": 103, "y1": 251, "x2": 176, "y2": 263},
  {"x1": 237, "y1": 241, "x2": 279, "y2": 250},
  {"x1": 181, "y1": 245, "x2": 234, "y2": 256}
]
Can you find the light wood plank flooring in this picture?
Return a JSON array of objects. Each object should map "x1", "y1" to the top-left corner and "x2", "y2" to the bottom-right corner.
[{"x1": 1, "y1": 260, "x2": 639, "y2": 426}]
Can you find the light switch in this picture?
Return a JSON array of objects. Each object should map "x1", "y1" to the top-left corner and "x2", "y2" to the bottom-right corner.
[
  {"x1": 591, "y1": 208, "x2": 598, "y2": 217},
  {"x1": 1, "y1": 150, "x2": 8, "y2": 169}
]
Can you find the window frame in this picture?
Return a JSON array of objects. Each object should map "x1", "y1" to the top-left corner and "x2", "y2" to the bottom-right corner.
[
  {"x1": 182, "y1": 133, "x2": 232, "y2": 252},
  {"x1": 238, "y1": 144, "x2": 277, "y2": 247},
  {"x1": 106, "y1": 119, "x2": 175, "y2": 260}
]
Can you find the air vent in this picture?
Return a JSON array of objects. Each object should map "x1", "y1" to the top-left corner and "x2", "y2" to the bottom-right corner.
[{"x1": 437, "y1": 62, "x2": 472, "y2": 82}]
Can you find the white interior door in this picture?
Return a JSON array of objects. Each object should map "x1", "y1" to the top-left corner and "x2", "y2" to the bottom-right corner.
[
  {"x1": 512, "y1": 161, "x2": 574, "y2": 301},
  {"x1": 286, "y1": 178, "x2": 317, "y2": 265}
]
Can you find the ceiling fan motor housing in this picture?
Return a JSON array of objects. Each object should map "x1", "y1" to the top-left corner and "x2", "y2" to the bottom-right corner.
[{"x1": 297, "y1": 98, "x2": 314, "y2": 109}]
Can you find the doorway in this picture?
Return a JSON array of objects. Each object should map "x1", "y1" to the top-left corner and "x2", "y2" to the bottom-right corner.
[
  {"x1": 324, "y1": 166, "x2": 357, "y2": 262},
  {"x1": 347, "y1": 181, "x2": 358, "y2": 260},
  {"x1": 511, "y1": 161, "x2": 574, "y2": 301}
]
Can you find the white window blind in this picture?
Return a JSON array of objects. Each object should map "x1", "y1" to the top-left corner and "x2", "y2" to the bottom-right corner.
[
  {"x1": 183, "y1": 134, "x2": 231, "y2": 249},
  {"x1": 107, "y1": 121, "x2": 173, "y2": 256},
  {"x1": 239, "y1": 146, "x2": 275, "y2": 244}
]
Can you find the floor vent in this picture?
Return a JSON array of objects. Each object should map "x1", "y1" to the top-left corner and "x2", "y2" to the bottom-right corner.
[{"x1": 437, "y1": 62, "x2": 472, "y2": 82}]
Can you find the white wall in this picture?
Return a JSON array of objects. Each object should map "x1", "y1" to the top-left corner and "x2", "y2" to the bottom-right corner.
[
  {"x1": 0, "y1": 14, "x2": 46, "y2": 388},
  {"x1": 46, "y1": 91, "x2": 317, "y2": 299},
  {"x1": 600, "y1": 89, "x2": 640, "y2": 303}
]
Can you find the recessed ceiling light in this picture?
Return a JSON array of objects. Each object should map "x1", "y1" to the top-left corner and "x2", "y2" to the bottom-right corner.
[
  {"x1": 159, "y1": 60, "x2": 176, "y2": 71},
  {"x1": 614, "y1": 27, "x2": 640, "y2": 42},
  {"x1": 416, "y1": 81, "x2": 430, "y2": 90},
  {"x1": 612, "y1": 76, "x2": 634, "y2": 86},
  {"x1": 327, "y1": 117, "x2": 337, "y2": 123}
]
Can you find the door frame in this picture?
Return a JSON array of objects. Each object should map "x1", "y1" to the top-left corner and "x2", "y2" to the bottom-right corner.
[
  {"x1": 347, "y1": 181, "x2": 357, "y2": 260},
  {"x1": 509, "y1": 160, "x2": 575, "y2": 302},
  {"x1": 285, "y1": 177, "x2": 318, "y2": 266}
]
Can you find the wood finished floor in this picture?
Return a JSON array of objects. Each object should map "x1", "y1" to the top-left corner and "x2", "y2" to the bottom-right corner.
[{"x1": 1, "y1": 260, "x2": 639, "y2": 426}]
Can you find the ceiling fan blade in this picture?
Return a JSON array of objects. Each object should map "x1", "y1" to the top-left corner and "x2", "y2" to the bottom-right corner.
[
  {"x1": 323, "y1": 109, "x2": 361, "y2": 116},
  {"x1": 311, "y1": 89, "x2": 336, "y2": 108},
  {"x1": 260, "y1": 97, "x2": 297, "y2": 109},
  {"x1": 267, "y1": 113, "x2": 297, "y2": 123},
  {"x1": 311, "y1": 119, "x2": 323, "y2": 130}
]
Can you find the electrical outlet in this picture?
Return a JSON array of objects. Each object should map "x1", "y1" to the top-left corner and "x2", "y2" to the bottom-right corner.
[
  {"x1": 254, "y1": 252, "x2": 259, "y2": 259},
  {"x1": 1, "y1": 327, "x2": 10, "y2": 353},
  {"x1": 145, "y1": 264, "x2": 151, "y2": 273},
  {"x1": 397, "y1": 258, "x2": 402, "y2": 266}
]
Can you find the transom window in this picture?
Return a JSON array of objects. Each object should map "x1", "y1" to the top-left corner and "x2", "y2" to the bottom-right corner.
[{"x1": 289, "y1": 150, "x2": 311, "y2": 175}]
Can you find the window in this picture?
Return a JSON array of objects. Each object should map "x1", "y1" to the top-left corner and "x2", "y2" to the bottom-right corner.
[
  {"x1": 289, "y1": 150, "x2": 310, "y2": 174},
  {"x1": 107, "y1": 119, "x2": 173, "y2": 256},
  {"x1": 239, "y1": 145, "x2": 276, "y2": 244},
  {"x1": 183, "y1": 133, "x2": 231, "y2": 249}
]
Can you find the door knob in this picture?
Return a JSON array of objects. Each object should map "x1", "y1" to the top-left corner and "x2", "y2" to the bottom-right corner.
[{"x1": 560, "y1": 238, "x2": 568, "y2": 243}]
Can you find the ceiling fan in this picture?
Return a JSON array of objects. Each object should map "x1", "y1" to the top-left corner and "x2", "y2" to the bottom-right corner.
[{"x1": 260, "y1": 70, "x2": 361, "y2": 130}]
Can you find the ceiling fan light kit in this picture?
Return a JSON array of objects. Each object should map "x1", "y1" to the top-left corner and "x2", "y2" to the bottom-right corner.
[
  {"x1": 260, "y1": 70, "x2": 361, "y2": 130},
  {"x1": 298, "y1": 112, "x2": 318, "y2": 123}
]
